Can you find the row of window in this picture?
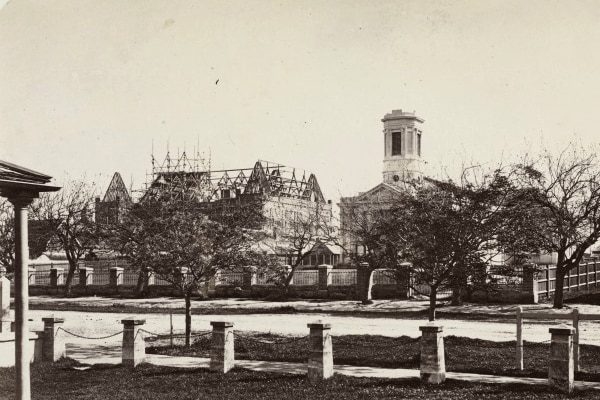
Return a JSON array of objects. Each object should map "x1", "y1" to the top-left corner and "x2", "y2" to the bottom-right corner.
[
  {"x1": 282, "y1": 254, "x2": 341, "y2": 266},
  {"x1": 390, "y1": 130, "x2": 422, "y2": 157}
]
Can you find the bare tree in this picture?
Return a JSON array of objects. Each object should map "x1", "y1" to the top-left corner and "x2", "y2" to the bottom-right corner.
[
  {"x1": 29, "y1": 179, "x2": 98, "y2": 296},
  {"x1": 266, "y1": 201, "x2": 336, "y2": 293},
  {"x1": 0, "y1": 199, "x2": 14, "y2": 271},
  {"x1": 338, "y1": 193, "x2": 406, "y2": 304},
  {"x1": 515, "y1": 146, "x2": 600, "y2": 308},
  {"x1": 119, "y1": 196, "x2": 268, "y2": 347}
]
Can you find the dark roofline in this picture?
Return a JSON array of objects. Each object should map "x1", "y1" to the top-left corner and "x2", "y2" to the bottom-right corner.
[{"x1": 0, "y1": 160, "x2": 53, "y2": 184}]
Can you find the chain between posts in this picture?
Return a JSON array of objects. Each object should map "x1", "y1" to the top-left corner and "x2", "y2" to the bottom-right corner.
[
  {"x1": 137, "y1": 329, "x2": 212, "y2": 339},
  {"x1": 56, "y1": 327, "x2": 123, "y2": 340}
]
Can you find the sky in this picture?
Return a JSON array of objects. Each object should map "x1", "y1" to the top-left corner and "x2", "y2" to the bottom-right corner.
[{"x1": 2, "y1": 0, "x2": 600, "y2": 204}]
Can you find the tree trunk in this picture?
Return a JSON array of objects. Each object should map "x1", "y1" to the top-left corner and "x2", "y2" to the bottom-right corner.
[
  {"x1": 428, "y1": 287, "x2": 437, "y2": 321},
  {"x1": 184, "y1": 294, "x2": 192, "y2": 348},
  {"x1": 135, "y1": 269, "x2": 145, "y2": 296},
  {"x1": 553, "y1": 251, "x2": 567, "y2": 309},
  {"x1": 63, "y1": 261, "x2": 77, "y2": 297},
  {"x1": 451, "y1": 286, "x2": 463, "y2": 306},
  {"x1": 553, "y1": 268, "x2": 567, "y2": 309}
]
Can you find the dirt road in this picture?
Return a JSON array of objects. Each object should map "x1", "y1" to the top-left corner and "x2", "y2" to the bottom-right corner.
[{"x1": 28, "y1": 309, "x2": 600, "y2": 345}]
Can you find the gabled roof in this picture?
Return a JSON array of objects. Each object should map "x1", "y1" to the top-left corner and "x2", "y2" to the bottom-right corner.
[{"x1": 102, "y1": 172, "x2": 132, "y2": 203}]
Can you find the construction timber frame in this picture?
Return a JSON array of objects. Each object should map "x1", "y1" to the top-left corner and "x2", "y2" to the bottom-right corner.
[{"x1": 142, "y1": 151, "x2": 326, "y2": 204}]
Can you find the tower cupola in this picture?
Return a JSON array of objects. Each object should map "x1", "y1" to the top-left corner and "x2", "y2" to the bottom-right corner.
[{"x1": 382, "y1": 109, "x2": 424, "y2": 184}]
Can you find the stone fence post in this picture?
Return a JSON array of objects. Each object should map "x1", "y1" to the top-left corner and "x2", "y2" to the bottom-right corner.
[
  {"x1": 243, "y1": 266, "x2": 257, "y2": 290},
  {"x1": 144, "y1": 269, "x2": 155, "y2": 287},
  {"x1": 318, "y1": 265, "x2": 332, "y2": 293},
  {"x1": 284, "y1": 265, "x2": 293, "y2": 285},
  {"x1": 50, "y1": 267, "x2": 64, "y2": 288},
  {"x1": 396, "y1": 263, "x2": 412, "y2": 299},
  {"x1": 548, "y1": 325, "x2": 575, "y2": 394},
  {"x1": 28, "y1": 267, "x2": 36, "y2": 285},
  {"x1": 121, "y1": 319, "x2": 146, "y2": 367},
  {"x1": 110, "y1": 267, "x2": 123, "y2": 288},
  {"x1": 42, "y1": 317, "x2": 66, "y2": 362},
  {"x1": 356, "y1": 262, "x2": 373, "y2": 303},
  {"x1": 419, "y1": 324, "x2": 446, "y2": 384},
  {"x1": 307, "y1": 322, "x2": 333, "y2": 380},
  {"x1": 0, "y1": 267, "x2": 11, "y2": 332},
  {"x1": 79, "y1": 267, "x2": 93, "y2": 288},
  {"x1": 318, "y1": 264, "x2": 332, "y2": 289},
  {"x1": 522, "y1": 263, "x2": 539, "y2": 304},
  {"x1": 210, "y1": 321, "x2": 235, "y2": 373}
]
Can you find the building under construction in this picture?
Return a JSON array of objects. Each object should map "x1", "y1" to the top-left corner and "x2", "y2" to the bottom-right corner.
[{"x1": 95, "y1": 151, "x2": 339, "y2": 265}]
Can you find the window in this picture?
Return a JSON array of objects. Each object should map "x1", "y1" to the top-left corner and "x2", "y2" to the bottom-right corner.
[
  {"x1": 417, "y1": 132, "x2": 422, "y2": 156},
  {"x1": 392, "y1": 131, "x2": 402, "y2": 156}
]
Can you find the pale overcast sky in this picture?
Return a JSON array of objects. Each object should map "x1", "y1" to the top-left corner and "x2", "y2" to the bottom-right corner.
[{"x1": 1, "y1": 0, "x2": 600, "y2": 202}]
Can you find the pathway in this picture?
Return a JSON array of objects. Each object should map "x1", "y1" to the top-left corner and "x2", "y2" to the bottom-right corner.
[{"x1": 65, "y1": 343, "x2": 600, "y2": 391}]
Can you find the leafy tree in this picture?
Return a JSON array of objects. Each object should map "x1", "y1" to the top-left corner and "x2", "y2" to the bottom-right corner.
[
  {"x1": 119, "y1": 195, "x2": 268, "y2": 347},
  {"x1": 29, "y1": 179, "x2": 98, "y2": 296},
  {"x1": 515, "y1": 146, "x2": 600, "y2": 308}
]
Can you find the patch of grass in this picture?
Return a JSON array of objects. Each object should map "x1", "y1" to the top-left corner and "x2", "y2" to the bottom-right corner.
[
  {"x1": 0, "y1": 362, "x2": 597, "y2": 400},
  {"x1": 147, "y1": 333, "x2": 600, "y2": 382}
]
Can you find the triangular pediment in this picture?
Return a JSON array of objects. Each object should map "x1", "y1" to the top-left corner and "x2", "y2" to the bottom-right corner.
[{"x1": 353, "y1": 183, "x2": 405, "y2": 203}]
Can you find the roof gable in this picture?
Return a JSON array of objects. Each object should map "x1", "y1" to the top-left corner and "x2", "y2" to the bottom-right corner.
[{"x1": 103, "y1": 172, "x2": 132, "y2": 203}]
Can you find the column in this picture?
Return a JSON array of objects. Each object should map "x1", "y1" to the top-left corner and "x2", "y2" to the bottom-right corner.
[
  {"x1": 210, "y1": 321, "x2": 234, "y2": 373},
  {"x1": 42, "y1": 317, "x2": 66, "y2": 361},
  {"x1": 307, "y1": 322, "x2": 333, "y2": 380},
  {"x1": 9, "y1": 195, "x2": 36, "y2": 400},
  {"x1": 121, "y1": 319, "x2": 146, "y2": 367},
  {"x1": 419, "y1": 324, "x2": 446, "y2": 384},
  {"x1": 548, "y1": 325, "x2": 575, "y2": 394}
]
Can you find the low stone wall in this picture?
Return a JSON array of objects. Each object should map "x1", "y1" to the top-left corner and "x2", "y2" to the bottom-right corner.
[
  {"x1": 214, "y1": 283, "x2": 399, "y2": 300},
  {"x1": 29, "y1": 284, "x2": 188, "y2": 298},
  {"x1": 471, "y1": 288, "x2": 535, "y2": 304}
]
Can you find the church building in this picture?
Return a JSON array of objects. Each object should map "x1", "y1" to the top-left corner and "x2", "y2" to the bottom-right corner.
[{"x1": 338, "y1": 109, "x2": 425, "y2": 263}]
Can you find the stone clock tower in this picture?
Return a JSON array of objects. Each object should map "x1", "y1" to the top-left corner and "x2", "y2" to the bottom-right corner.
[{"x1": 382, "y1": 109, "x2": 424, "y2": 185}]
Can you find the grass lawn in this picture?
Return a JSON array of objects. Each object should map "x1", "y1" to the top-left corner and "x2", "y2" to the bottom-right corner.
[
  {"x1": 0, "y1": 360, "x2": 598, "y2": 400},
  {"x1": 147, "y1": 333, "x2": 600, "y2": 382}
]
